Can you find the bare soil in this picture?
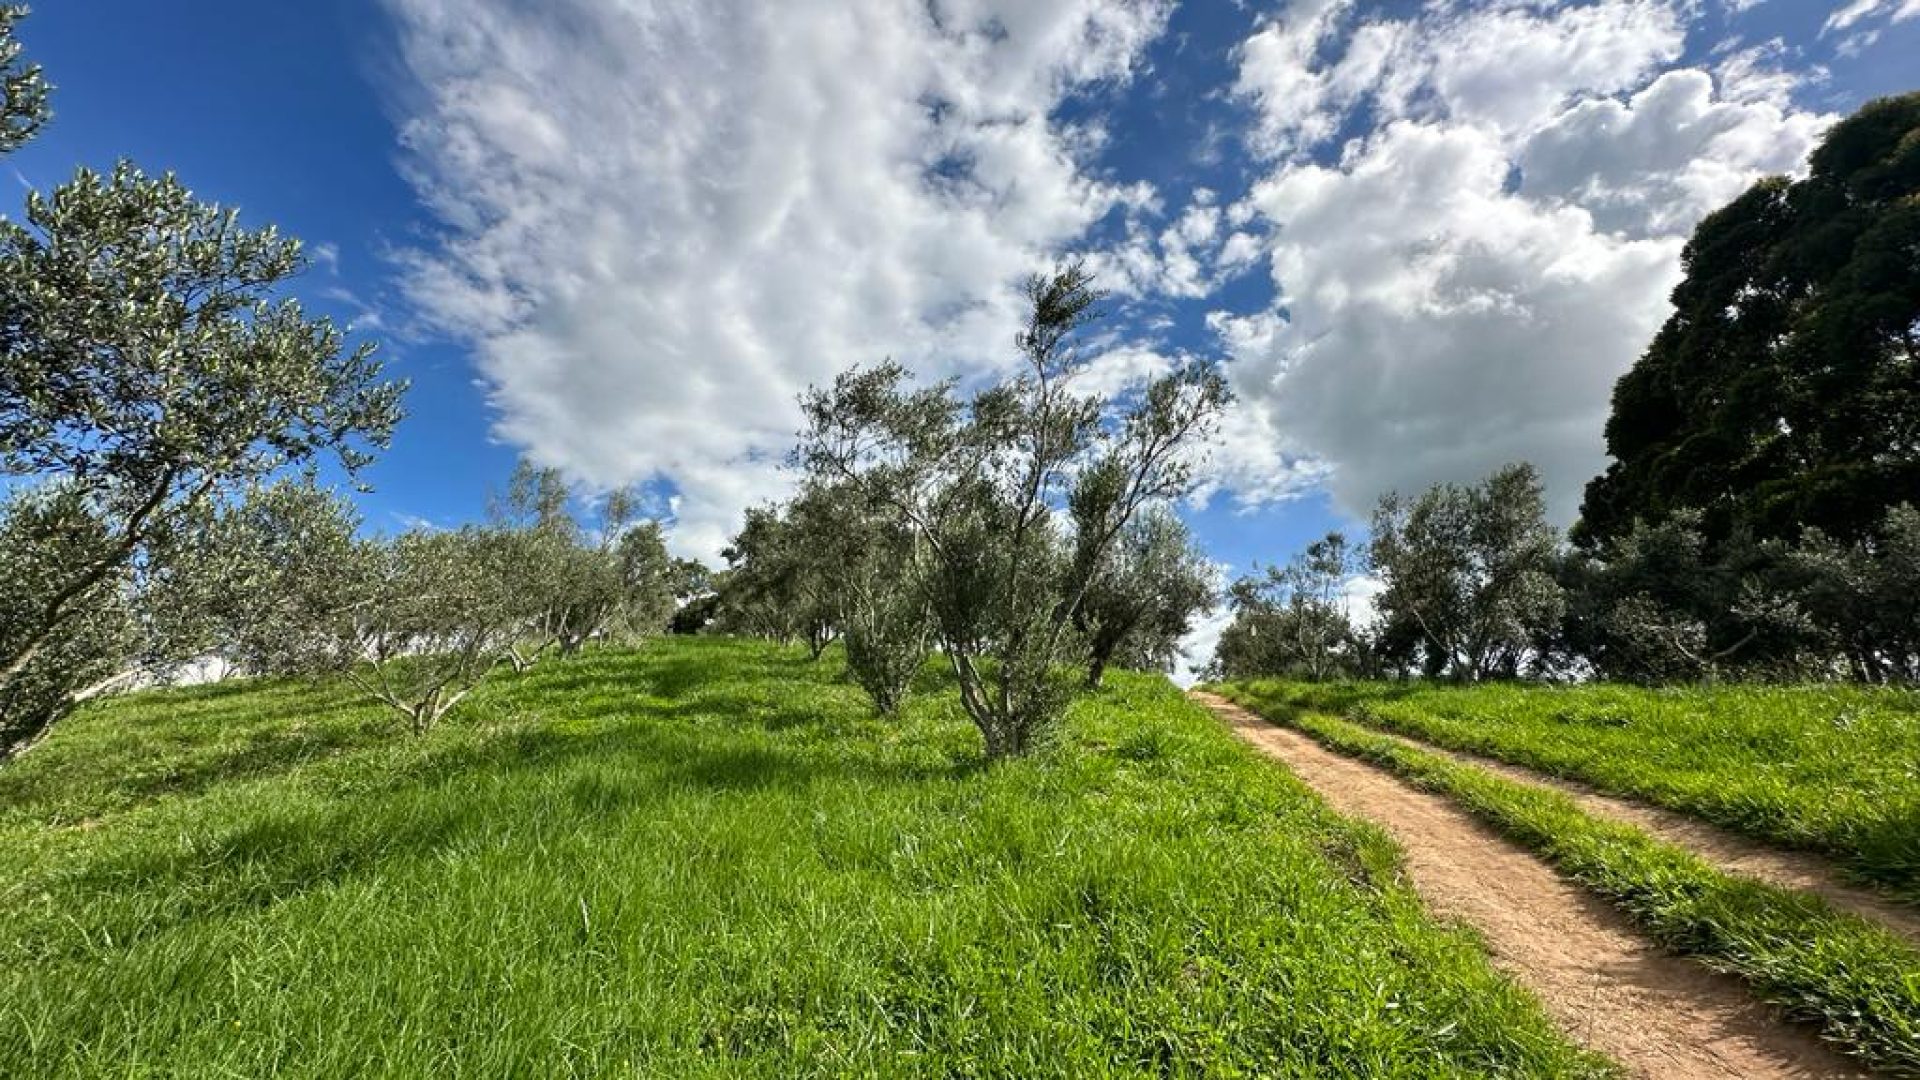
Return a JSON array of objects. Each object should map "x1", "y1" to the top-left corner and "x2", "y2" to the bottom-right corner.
[
  {"x1": 1357, "y1": 723, "x2": 1920, "y2": 945},
  {"x1": 1192, "y1": 691, "x2": 1865, "y2": 1079}
]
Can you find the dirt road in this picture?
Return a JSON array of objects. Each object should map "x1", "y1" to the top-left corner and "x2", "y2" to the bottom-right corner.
[
  {"x1": 1352, "y1": 723, "x2": 1920, "y2": 945},
  {"x1": 1192, "y1": 691, "x2": 1865, "y2": 1079}
]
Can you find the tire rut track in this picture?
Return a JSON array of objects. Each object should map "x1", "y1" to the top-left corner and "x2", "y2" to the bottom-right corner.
[{"x1": 1192, "y1": 691, "x2": 1865, "y2": 1080}]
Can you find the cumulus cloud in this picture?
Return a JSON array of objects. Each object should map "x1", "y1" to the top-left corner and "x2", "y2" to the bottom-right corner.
[
  {"x1": 382, "y1": 0, "x2": 1170, "y2": 558},
  {"x1": 1519, "y1": 67, "x2": 1829, "y2": 236},
  {"x1": 1217, "y1": 0, "x2": 1832, "y2": 523}
]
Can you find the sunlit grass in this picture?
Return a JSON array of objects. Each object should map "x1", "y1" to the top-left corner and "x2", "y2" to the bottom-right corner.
[{"x1": 0, "y1": 638, "x2": 1605, "y2": 1078}]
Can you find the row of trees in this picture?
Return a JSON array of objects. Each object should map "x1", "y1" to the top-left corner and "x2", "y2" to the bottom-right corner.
[
  {"x1": 0, "y1": 10, "x2": 685, "y2": 760},
  {"x1": 1212, "y1": 465, "x2": 1919, "y2": 686},
  {"x1": 712, "y1": 264, "x2": 1224, "y2": 756}
]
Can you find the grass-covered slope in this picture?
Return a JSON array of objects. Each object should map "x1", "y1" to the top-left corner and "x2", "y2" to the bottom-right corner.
[
  {"x1": 1234, "y1": 680, "x2": 1920, "y2": 902},
  {"x1": 0, "y1": 639, "x2": 1605, "y2": 1078}
]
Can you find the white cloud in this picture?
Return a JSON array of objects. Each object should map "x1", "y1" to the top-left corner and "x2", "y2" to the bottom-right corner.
[
  {"x1": 1519, "y1": 68, "x2": 1829, "y2": 236},
  {"x1": 1216, "y1": 0, "x2": 1832, "y2": 523},
  {"x1": 1173, "y1": 601, "x2": 1232, "y2": 687},
  {"x1": 382, "y1": 0, "x2": 1171, "y2": 560},
  {"x1": 1825, "y1": 0, "x2": 1920, "y2": 34}
]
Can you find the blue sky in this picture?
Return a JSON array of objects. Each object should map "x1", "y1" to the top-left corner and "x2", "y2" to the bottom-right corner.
[{"x1": 9, "y1": 0, "x2": 1917, "y2": 609}]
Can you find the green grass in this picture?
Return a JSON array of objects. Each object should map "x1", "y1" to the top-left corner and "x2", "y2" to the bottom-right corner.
[
  {"x1": 1218, "y1": 686, "x2": 1920, "y2": 1077},
  {"x1": 1231, "y1": 680, "x2": 1920, "y2": 902},
  {"x1": 0, "y1": 638, "x2": 1609, "y2": 1078}
]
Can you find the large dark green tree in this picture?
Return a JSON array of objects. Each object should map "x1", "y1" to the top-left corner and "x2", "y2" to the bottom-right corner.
[{"x1": 1579, "y1": 92, "x2": 1920, "y2": 549}]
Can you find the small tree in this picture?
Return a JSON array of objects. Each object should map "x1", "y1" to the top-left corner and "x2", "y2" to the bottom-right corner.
[
  {"x1": 493, "y1": 461, "x2": 667, "y2": 666},
  {"x1": 667, "y1": 558, "x2": 721, "y2": 635},
  {"x1": 1789, "y1": 504, "x2": 1920, "y2": 685},
  {"x1": 716, "y1": 506, "x2": 810, "y2": 646},
  {"x1": 0, "y1": 487, "x2": 134, "y2": 759},
  {"x1": 1210, "y1": 532, "x2": 1363, "y2": 683},
  {"x1": 1074, "y1": 505, "x2": 1214, "y2": 688},
  {"x1": 344, "y1": 529, "x2": 522, "y2": 732},
  {"x1": 796, "y1": 481, "x2": 933, "y2": 716},
  {"x1": 0, "y1": 5, "x2": 49, "y2": 156},
  {"x1": 799, "y1": 262, "x2": 1229, "y2": 757},
  {"x1": 173, "y1": 486, "x2": 519, "y2": 733},
  {"x1": 1370, "y1": 464, "x2": 1565, "y2": 681},
  {"x1": 612, "y1": 520, "x2": 678, "y2": 641}
]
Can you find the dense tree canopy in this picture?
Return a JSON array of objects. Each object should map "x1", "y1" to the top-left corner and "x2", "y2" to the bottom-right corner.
[{"x1": 1579, "y1": 91, "x2": 1920, "y2": 549}]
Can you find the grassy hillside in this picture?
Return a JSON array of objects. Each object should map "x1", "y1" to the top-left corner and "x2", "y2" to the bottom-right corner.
[
  {"x1": 0, "y1": 639, "x2": 1605, "y2": 1078},
  {"x1": 1229, "y1": 680, "x2": 1920, "y2": 902}
]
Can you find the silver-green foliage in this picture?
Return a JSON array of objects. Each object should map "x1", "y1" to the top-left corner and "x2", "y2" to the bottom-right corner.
[
  {"x1": 1211, "y1": 531, "x2": 1364, "y2": 683},
  {"x1": 0, "y1": 5, "x2": 47, "y2": 155},
  {"x1": 799, "y1": 263, "x2": 1229, "y2": 757},
  {"x1": 1370, "y1": 463, "x2": 1565, "y2": 680},
  {"x1": 1073, "y1": 505, "x2": 1214, "y2": 688},
  {"x1": 171, "y1": 484, "x2": 518, "y2": 733},
  {"x1": 0, "y1": 156, "x2": 402, "y2": 756},
  {"x1": 491, "y1": 462, "x2": 668, "y2": 666},
  {"x1": 0, "y1": 487, "x2": 133, "y2": 758}
]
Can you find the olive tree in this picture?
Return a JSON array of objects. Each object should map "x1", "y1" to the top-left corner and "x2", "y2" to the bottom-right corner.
[
  {"x1": 1370, "y1": 464, "x2": 1565, "y2": 681},
  {"x1": 0, "y1": 5, "x2": 48, "y2": 155},
  {"x1": 1073, "y1": 505, "x2": 1214, "y2": 688},
  {"x1": 715, "y1": 505, "x2": 816, "y2": 648},
  {"x1": 799, "y1": 262, "x2": 1228, "y2": 757},
  {"x1": 1211, "y1": 532, "x2": 1363, "y2": 683},
  {"x1": 0, "y1": 163, "x2": 403, "y2": 758},
  {"x1": 612, "y1": 520, "x2": 678, "y2": 642},
  {"x1": 179, "y1": 484, "x2": 521, "y2": 733},
  {"x1": 0, "y1": 486, "x2": 134, "y2": 759},
  {"x1": 797, "y1": 480, "x2": 933, "y2": 715},
  {"x1": 489, "y1": 461, "x2": 676, "y2": 667}
]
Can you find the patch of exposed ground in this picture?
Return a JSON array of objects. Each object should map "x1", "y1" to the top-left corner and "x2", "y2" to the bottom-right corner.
[
  {"x1": 1192, "y1": 691, "x2": 1865, "y2": 1080},
  {"x1": 1349, "y1": 722, "x2": 1920, "y2": 945}
]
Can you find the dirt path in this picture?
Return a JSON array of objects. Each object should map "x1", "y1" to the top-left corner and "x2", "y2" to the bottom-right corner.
[
  {"x1": 1353, "y1": 723, "x2": 1920, "y2": 945},
  {"x1": 1191, "y1": 691, "x2": 1865, "y2": 1080}
]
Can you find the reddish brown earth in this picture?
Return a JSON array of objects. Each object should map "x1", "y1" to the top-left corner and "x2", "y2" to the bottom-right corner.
[
  {"x1": 1354, "y1": 723, "x2": 1920, "y2": 945},
  {"x1": 1192, "y1": 691, "x2": 1866, "y2": 1080}
]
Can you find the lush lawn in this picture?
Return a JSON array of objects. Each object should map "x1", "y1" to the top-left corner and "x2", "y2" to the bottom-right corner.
[
  {"x1": 1224, "y1": 680, "x2": 1920, "y2": 902},
  {"x1": 0, "y1": 638, "x2": 1605, "y2": 1078},
  {"x1": 1217, "y1": 688, "x2": 1920, "y2": 1077}
]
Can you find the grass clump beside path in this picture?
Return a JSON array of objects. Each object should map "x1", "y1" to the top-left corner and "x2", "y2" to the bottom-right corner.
[
  {"x1": 1250, "y1": 680, "x2": 1920, "y2": 902},
  {"x1": 0, "y1": 638, "x2": 1609, "y2": 1078},
  {"x1": 1218, "y1": 685, "x2": 1920, "y2": 1078}
]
